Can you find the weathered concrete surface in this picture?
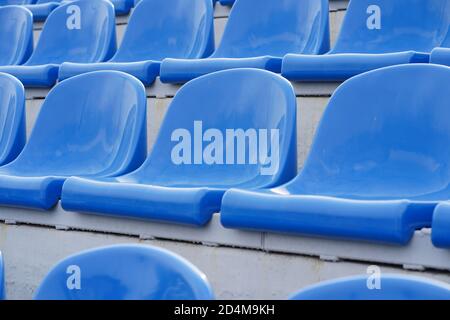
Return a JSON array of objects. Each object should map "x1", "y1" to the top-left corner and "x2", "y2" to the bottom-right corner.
[{"x1": 1, "y1": 223, "x2": 449, "y2": 300}]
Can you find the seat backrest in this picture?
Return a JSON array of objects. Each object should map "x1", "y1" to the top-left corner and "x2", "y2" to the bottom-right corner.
[
  {"x1": 212, "y1": 0, "x2": 329, "y2": 58},
  {"x1": 0, "y1": 73, "x2": 26, "y2": 165},
  {"x1": 331, "y1": 0, "x2": 450, "y2": 54},
  {"x1": 0, "y1": 6, "x2": 33, "y2": 66},
  {"x1": 25, "y1": 0, "x2": 116, "y2": 65},
  {"x1": 291, "y1": 275, "x2": 450, "y2": 300},
  {"x1": 3, "y1": 71, "x2": 147, "y2": 177},
  {"x1": 34, "y1": 245, "x2": 214, "y2": 300},
  {"x1": 130, "y1": 69, "x2": 297, "y2": 189},
  {"x1": 112, "y1": 0, "x2": 213, "y2": 62},
  {"x1": 0, "y1": 251, "x2": 4, "y2": 300},
  {"x1": 290, "y1": 64, "x2": 450, "y2": 200}
]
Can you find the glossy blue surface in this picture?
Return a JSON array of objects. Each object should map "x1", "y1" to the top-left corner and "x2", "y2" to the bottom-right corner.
[
  {"x1": 25, "y1": 0, "x2": 133, "y2": 21},
  {"x1": 160, "y1": 0, "x2": 330, "y2": 83},
  {"x1": 431, "y1": 203, "x2": 450, "y2": 248},
  {"x1": 431, "y1": 48, "x2": 450, "y2": 66},
  {"x1": 0, "y1": 0, "x2": 35, "y2": 4},
  {"x1": 0, "y1": 71, "x2": 147, "y2": 210},
  {"x1": 282, "y1": 0, "x2": 450, "y2": 81},
  {"x1": 0, "y1": 251, "x2": 4, "y2": 300},
  {"x1": 24, "y1": 0, "x2": 62, "y2": 21},
  {"x1": 24, "y1": 0, "x2": 61, "y2": 22},
  {"x1": 219, "y1": 0, "x2": 234, "y2": 5},
  {"x1": 34, "y1": 244, "x2": 214, "y2": 300},
  {"x1": 61, "y1": 69, "x2": 297, "y2": 226},
  {"x1": 134, "y1": 0, "x2": 215, "y2": 8},
  {"x1": 0, "y1": 73, "x2": 26, "y2": 166},
  {"x1": 59, "y1": 0, "x2": 214, "y2": 85},
  {"x1": 0, "y1": 0, "x2": 117, "y2": 87},
  {"x1": 290, "y1": 275, "x2": 450, "y2": 300},
  {"x1": 0, "y1": 6, "x2": 33, "y2": 66},
  {"x1": 221, "y1": 64, "x2": 450, "y2": 245},
  {"x1": 111, "y1": 0, "x2": 134, "y2": 15}
]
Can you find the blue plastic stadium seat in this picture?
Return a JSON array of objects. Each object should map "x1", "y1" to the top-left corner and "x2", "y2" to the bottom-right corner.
[
  {"x1": 290, "y1": 275, "x2": 450, "y2": 300},
  {"x1": 59, "y1": 0, "x2": 214, "y2": 86},
  {"x1": 34, "y1": 245, "x2": 214, "y2": 300},
  {"x1": 160, "y1": 0, "x2": 330, "y2": 84},
  {"x1": 0, "y1": 73, "x2": 26, "y2": 165},
  {"x1": 431, "y1": 48, "x2": 450, "y2": 66},
  {"x1": 282, "y1": 0, "x2": 450, "y2": 82},
  {"x1": 0, "y1": 0, "x2": 116, "y2": 87},
  {"x1": 0, "y1": 6, "x2": 33, "y2": 66},
  {"x1": 0, "y1": 71, "x2": 147, "y2": 210},
  {"x1": 221, "y1": 64, "x2": 450, "y2": 245},
  {"x1": 61, "y1": 69, "x2": 297, "y2": 226},
  {"x1": 431, "y1": 203, "x2": 450, "y2": 248},
  {"x1": 0, "y1": 251, "x2": 4, "y2": 300}
]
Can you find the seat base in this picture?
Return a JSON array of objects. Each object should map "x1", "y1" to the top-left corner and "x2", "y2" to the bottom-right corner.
[
  {"x1": 0, "y1": 64, "x2": 59, "y2": 87},
  {"x1": 282, "y1": 52, "x2": 430, "y2": 81},
  {"x1": 24, "y1": 2, "x2": 59, "y2": 22},
  {"x1": 113, "y1": 0, "x2": 134, "y2": 15},
  {"x1": 430, "y1": 48, "x2": 450, "y2": 66},
  {"x1": 61, "y1": 177, "x2": 224, "y2": 226},
  {"x1": 59, "y1": 61, "x2": 161, "y2": 86},
  {"x1": 431, "y1": 202, "x2": 450, "y2": 248},
  {"x1": 221, "y1": 189, "x2": 436, "y2": 245},
  {"x1": 160, "y1": 56, "x2": 282, "y2": 83},
  {"x1": 0, "y1": 174, "x2": 64, "y2": 210}
]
